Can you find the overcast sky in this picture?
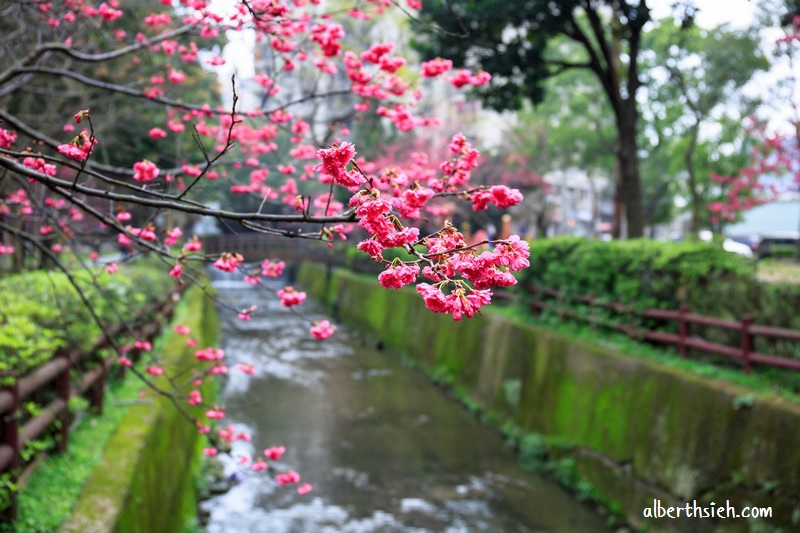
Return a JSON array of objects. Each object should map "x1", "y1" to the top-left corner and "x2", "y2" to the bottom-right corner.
[{"x1": 651, "y1": 0, "x2": 758, "y2": 28}]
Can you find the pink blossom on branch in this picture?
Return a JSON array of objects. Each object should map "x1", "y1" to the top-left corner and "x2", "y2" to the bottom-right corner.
[
  {"x1": 276, "y1": 470, "x2": 301, "y2": 485},
  {"x1": 277, "y1": 286, "x2": 307, "y2": 307},
  {"x1": 310, "y1": 320, "x2": 336, "y2": 339},
  {"x1": 0, "y1": 128, "x2": 17, "y2": 149},
  {"x1": 214, "y1": 252, "x2": 243, "y2": 272},
  {"x1": 469, "y1": 185, "x2": 524, "y2": 211},
  {"x1": 58, "y1": 143, "x2": 90, "y2": 161},
  {"x1": 133, "y1": 160, "x2": 160, "y2": 182},
  {"x1": 313, "y1": 142, "x2": 357, "y2": 185},
  {"x1": 377, "y1": 263, "x2": 420, "y2": 289},
  {"x1": 264, "y1": 446, "x2": 286, "y2": 460},
  {"x1": 261, "y1": 259, "x2": 285, "y2": 278}
]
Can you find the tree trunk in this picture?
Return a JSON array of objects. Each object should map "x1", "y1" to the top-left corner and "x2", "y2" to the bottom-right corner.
[
  {"x1": 616, "y1": 102, "x2": 644, "y2": 238},
  {"x1": 686, "y1": 122, "x2": 702, "y2": 236},
  {"x1": 611, "y1": 136, "x2": 623, "y2": 239}
]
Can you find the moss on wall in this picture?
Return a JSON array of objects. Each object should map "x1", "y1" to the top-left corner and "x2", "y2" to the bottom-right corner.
[
  {"x1": 60, "y1": 286, "x2": 218, "y2": 533},
  {"x1": 297, "y1": 263, "x2": 800, "y2": 531}
]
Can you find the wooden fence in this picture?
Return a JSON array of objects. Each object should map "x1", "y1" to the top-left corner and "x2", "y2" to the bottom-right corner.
[
  {"x1": 525, "y1": 284, "x2": 800, "y2": 373},
  {"x1": 0, "y1": 290, "x2": 181, "y2": 520},
  {"x1": 202, "y1": 233, "x2": 335, "y2": 263}
]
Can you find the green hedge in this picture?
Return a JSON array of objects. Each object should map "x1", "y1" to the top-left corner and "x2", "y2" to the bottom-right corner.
[
  {"x1": 0, "y1": 261, "x2": 172, "y2": 377},
  {"x1": 767, "y1": 244, "x2": 799, "y2": 260},
  {"x1": 518, "y1": 238, "x2": 800, "y2": 361},
  {"x1": 521, "y1": 237, "x2": 755, "y2": 312}
]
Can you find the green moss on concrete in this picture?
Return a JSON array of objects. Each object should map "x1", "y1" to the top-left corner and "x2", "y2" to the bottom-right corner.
[
  {"x1": 298, "y1": 263, "x2": 800, "y2": 531},
  {"x1": 60, "y1": 286, "x2": 218, "y2": 533}
]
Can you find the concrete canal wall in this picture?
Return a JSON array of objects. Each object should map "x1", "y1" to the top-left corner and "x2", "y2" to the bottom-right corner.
[
  {"x1": 298, "y1": 263, "x2": 800, "y2": 531},
  {"x1": 61, "y1": 286, "x2": 218, "y2": 533}
]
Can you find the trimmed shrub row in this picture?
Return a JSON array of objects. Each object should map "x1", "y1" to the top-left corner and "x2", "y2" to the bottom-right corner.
[
  {"x1": 0, "y1": 260, "x2": 172, "y2": 377},
  {"x1": 517, "y1": 237, "x2": 800, "y2": 360}
]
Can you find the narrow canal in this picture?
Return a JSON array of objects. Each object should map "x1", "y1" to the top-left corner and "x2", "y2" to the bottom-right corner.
[{"x1": 203, "y1": 278, "x2": 608, "y2": 532}]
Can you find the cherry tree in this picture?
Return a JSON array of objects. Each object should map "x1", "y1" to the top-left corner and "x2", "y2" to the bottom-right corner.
[
  {"x1": 707, "y1": 7, "x2": 800, "y2": 225},
  {"x1": 0, "y1": 0, "x2": 529, "y2": 493}
]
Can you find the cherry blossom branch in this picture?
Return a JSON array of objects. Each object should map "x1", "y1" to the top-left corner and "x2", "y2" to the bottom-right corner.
[
  {"x1": 0, "y1": 109, "x2": 153, "y2": 177},
  {"x1": 0, "y1": 156, "x2": 359, "y2": 224},
  {"x1": 176, "y1": 76, "x2": 241, "y2": 200},
  {"x1": 0, "y1": 24, "x2": 196, "y2": 87}
]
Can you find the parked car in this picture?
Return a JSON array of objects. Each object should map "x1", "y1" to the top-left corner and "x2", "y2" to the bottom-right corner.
[{"x1": 722, "y1": 238, "x2": 754, "y2": 257}]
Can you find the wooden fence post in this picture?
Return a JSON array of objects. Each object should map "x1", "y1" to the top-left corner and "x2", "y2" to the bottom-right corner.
[
  {"x1": 740, "y1": 314, "x2": 753, "y2": 373},
  {"x1": 529, "y1": 284, "x2": 540, "y2": 316},
  {"x1": 1, "y1": 379, "x2": 20, "y2": 521},
  {"x1": 678, "y1": 305, "x2": 689, "y2": 358},
  {"x1": 90, "y1": 358, "x2": 107, "y2": 415},
  {"x1": 54, "y1": 352, "x2": 71, "y2": 453}
]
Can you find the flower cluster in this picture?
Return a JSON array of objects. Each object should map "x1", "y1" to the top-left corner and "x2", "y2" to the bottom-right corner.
[
  {"x1": 377, "y1": 263, "x2": 420, "y2": 289},
  {"x1": 133, "y1": 160, "x2": 160, "y2": 183},
  {"x1": 310, "y1": 320, "x2": 336, "y2": 339},
  {"x1": 277, "y1": 286, "x2": 307, "y2": 307},
  {"x1": 261, "y1": 259, "x2": 285, "y2": 278},
  {"x1": 469, "y1": 185, "x2": 524, "y2": 211},
  {"x1": 57, "y1": 136, "x2": 94, "y2": 161},
  {"x1": 214, "y1": 252, "x2": 244, "y2": 273}
]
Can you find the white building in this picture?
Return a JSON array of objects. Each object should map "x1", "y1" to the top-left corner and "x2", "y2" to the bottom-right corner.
[{"x1": 541, "y1": 168, "x2": 611, "y2": 237}]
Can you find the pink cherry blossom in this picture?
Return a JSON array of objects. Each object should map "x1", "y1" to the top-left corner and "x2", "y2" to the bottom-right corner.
[
  {"x1": 148, "y1": 127, "x2": 167, "y2": 140},
  {"x1": 236, "y1": 363, "x2": 256, "y2": 374},
  {"x1": 188, "y1": 390, "x2": 202, "y2": 406},
  {"x1": 276, "y1": 470, "x2": 301, "y2": 485},
  {"x1": 313, "y1": 142, "x2": 356, "y2": 184},
  {"x1": 209, "y1": 364, "x2": 228, "y2": 375},
  {"x1": 469, "y1": 185, "x2": 523, "y2": 211},
  {"x1": 214, "y1": 252, "x2": 243, "y2": 272},
  {"x1": 58, "y1": 143, "x2": 89, "y2": 161},
  {"x1": 378, "y1": 263, "x2": 420, "y2": 289},
  {"x1": 277, "y1": 286, "x2": 307, "y2": 307},
  {"x1": 310, "y1": 320, "x2": 336, "y2": 340},
  {"x1": 261, "y1": 259, "x2": 286, "y2": 278},
  {"x1": 183, "y1": 237, "x2": 202, "y2": 253},
  {"x1": 264, "y1": 446, "x2": 286, "y2": 460},
  {"x1": 195, "y1": 347, "x2": 225, "y2": 361},
  {"x1": 164, "y1": 227, "x2": 183, "y2": 246},
  {"x1": 0, "y1": 128, "x2": 17, "y2": 149},
  {"x1": 134, "y1": 340, "x2": 152, "y2": 351}
]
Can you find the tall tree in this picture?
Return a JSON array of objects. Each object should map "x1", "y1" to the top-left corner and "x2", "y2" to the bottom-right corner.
[
  {"x1": 414, "y1": 0, "x2": 658, "y2": 238},
  {"x1": 642, "y1": 19, "x2": 768, "y2": 234}
]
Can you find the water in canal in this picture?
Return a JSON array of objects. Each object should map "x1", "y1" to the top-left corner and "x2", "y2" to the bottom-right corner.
[{"x1": 202, "y1": 279, "x2": 608, "y2": 532}]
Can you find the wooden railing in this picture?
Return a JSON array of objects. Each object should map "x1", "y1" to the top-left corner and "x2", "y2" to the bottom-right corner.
[
  {"x1": 202, "y1": 233, "x2": 335, "y2": 263},
  {"x1": 524, "y1": 285, "x2": 800, "y2": 373},
  {"x1": 0, "y1": 290, "x2": 181, "y2": 520}
]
